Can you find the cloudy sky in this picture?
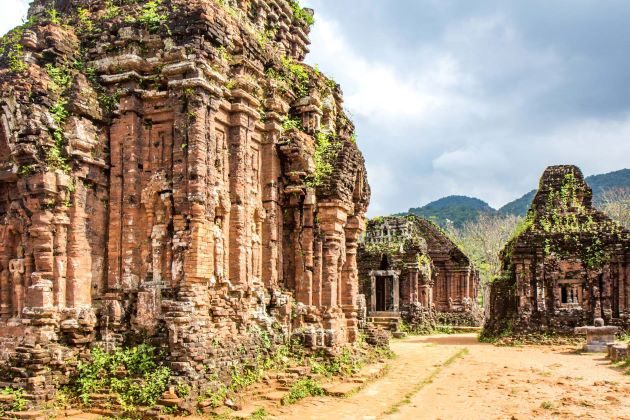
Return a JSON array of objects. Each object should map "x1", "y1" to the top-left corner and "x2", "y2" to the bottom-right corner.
[
  {"x1": 301, "y1": 0, "x2": 630, "y2": 216},
  {"x1": 3, "y1": 1, "x2": 630, "y2": 216}
]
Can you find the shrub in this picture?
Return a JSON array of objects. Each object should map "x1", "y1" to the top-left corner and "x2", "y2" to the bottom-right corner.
[
  {"x1": 70, "y1": 344, "x2": 170, "y2": 412},
  {"x1": 282, "y1": 378, "x2": 324, "y2": 405},
  {"x1": 289, "y1": 1, "x2": 315, "y2": 26},
  {"x1": 138, "y1": 0, "x2": 168, "y2": 32},
  {"x1": 0, "y1": 387, "x2": 27, "y2": 414}
]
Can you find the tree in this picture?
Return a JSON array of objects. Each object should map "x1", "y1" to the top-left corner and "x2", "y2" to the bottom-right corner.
[
  {"x1": 446, "y1": 213, "x2": 522, "y2": 302},
  {"x1": 598, "y1": 187, "x2": 630, "y2": 229}
]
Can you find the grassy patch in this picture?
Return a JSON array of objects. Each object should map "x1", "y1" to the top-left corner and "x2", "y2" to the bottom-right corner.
[
  {"x1": 282, "y1": 378, "x2": 324, "y2": 405},
  {"x1": 540, "y1": 401, "x2": 554, "y2": 410}
]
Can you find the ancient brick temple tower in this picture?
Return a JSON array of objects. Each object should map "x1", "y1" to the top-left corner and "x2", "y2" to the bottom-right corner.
[
  {"x1": 0, "y1": 0, "x2": 369, "y2": 399},
  {"x1": 485, "y1": 165, "x2": 630, "y2": 336}
]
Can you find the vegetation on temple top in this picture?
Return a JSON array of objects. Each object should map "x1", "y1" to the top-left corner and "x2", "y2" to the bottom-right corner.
[
  {"x1": 500, "y1": 168, "x2": 630, "y2": 216},
  {"x1": 0, "y1": 16, "x2": 39, "y2": 73},
  {"x1": 495, "y1": 171, "x2": 629, "y2": 277},
  {"x1": 289, "y1": 0, "x2": 315, "y2": 27}
]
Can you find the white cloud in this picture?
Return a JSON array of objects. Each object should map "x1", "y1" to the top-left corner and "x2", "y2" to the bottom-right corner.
[
  {"x1": 307, "y1": 16, "x2": 484, "y2": 126},
  {"x1": 1, "y1": 0, "x2": 30, "y2": 36},
  {"x1": 429, "y1": 114, "x2": 630, "y2": 208}
]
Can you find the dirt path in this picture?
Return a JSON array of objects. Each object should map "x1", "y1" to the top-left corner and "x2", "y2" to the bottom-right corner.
[{"x1": 279, "y1": 334, "x2": 630, "y2": 420}]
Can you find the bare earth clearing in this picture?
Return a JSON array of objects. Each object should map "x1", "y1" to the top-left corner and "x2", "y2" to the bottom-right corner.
[{"x1": 276, "y1": 334, "x2": 630, "y2": 420}]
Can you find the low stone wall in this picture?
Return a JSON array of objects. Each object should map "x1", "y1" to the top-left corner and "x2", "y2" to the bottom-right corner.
[
  {"x1": 399, "y1": 303, "x2": 483, "y2": 333},
  {"x1": 436, "y1": 310, "x2": 483, "y2": 327}
]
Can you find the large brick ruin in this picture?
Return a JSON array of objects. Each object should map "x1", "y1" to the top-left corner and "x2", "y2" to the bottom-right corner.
[
  {"x1": 358, "y1": 215, "x2": 481, "y2": 330},
  {"x1": 0, "y1": 0, "x2": 370, "y2": 402},
  {"x1": 485, "y1": 165, "x2": 630, "y2": 336}
]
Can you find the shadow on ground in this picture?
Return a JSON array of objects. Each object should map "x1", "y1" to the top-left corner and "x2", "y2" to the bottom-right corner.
[{"x1": 405, "y1": 333, "x2": 484, "y2": 346}]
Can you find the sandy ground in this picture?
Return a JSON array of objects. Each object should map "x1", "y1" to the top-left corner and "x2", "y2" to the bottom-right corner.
[{"x1": 279, "y1": 334, "x2": 630, "y2": 420}]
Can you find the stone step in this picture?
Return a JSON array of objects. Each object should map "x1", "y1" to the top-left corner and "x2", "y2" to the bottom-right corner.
[
  {"x1": 367, "y1": 317, "x2": 400, "y2": 322},
  {"x1": 436, "y1": 325, "x2": 482, "y2": 332},
  {"x1": 261, "y1": 391, "x2": 286, "y2": 402},
  {"x1": 370, "y1": 311, "x2": 400, "y2": 317},
  {"x1": 322, "y1": 382, "x2": 359, "y2": 397}
]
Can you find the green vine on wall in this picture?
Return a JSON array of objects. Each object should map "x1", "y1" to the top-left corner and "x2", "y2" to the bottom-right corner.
[
  {"x1": 44, "y1": 63, "x2": 73, "y2": 174},
  {"x1": 0, "y1": 16, "x2": 39, "y2": 73},
  {"x1": 306, "y1": 130, "x2": 342, "y2": 187}
]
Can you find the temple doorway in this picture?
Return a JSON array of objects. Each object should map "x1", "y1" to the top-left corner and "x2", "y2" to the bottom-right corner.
[
  {"x1": 375, "y1": 275, "x2": 394, "y2": 311},
  {"x1": 369, "y1": 269, "x2": 400, "y2": 312}
]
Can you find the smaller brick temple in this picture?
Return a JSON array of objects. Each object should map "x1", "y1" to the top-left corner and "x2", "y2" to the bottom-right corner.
[
  {"x1": 413, "y1": 217, "x2": 480, "y2": 311},
  {"x1": 485, "y1": 165, "x2": 630, "y2": 336},
  {"x1": 358, "y1": 215, "x2": 480, "y2": 329}
]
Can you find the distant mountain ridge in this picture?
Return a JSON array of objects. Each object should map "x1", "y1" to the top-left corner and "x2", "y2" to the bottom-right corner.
[
  {"x1": 404, "y1": 195, "x2": 494, "y2": 227},
  {"x1": 402, "y1": 168, "x2": 630, "y2": 227}
]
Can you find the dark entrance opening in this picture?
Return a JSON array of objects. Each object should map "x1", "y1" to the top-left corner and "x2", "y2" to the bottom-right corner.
[
  {"x1": 375, "y1": 276, "x2": 394, "y2": 311},
  {"x1": 561, "y1": 285, "x2": 568, "y2": 304}
]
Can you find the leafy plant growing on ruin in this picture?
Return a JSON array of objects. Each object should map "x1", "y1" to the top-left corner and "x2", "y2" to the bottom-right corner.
[
  {"x1": 44, "y1": 64, "x2": 74, "y2": 173},
  {"x1": 69, "y1": 344, "x2": 171, "y2": 413},
  {"x1": 0, "y1": 19, "x2": 38, "y2": 73},
  {"x1": 98, "y1": 91, "x2": 121, "y2": 113},
  {"x1": 77, "y1": 8, "x2": 95, "y2": 33},
  {"x1": 47, "y1": 9, "x2": 62, "y2": 25},
  {"x1": 289, "y1": 1, "x2": 315, "y2": 26},
  {"x1": 281, "y1": 57, "x2": 310, "y2": 96},
  {"x1": 281, "y1": 116, "x2": 302, "y2": 132},
  {"x1": 307, "y1": 130, "x2": 342, "y2": 188},
  {"x1": 281, "y1": 378, "x2": 324, "y2": 405},
  {"x1": 103, "y1": 1, "x2": 120, "y2": 20},
  {"x1": 0, "y1": 387, "x2": 28, "y2": 414},
  {"x1": 138, "y1": 0, "x2": 168, "y2": 33}
]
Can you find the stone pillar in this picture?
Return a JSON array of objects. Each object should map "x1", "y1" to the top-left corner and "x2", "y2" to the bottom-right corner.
[
  {"x1": 393, "y1": 272, "x2": 400, "y2": 312},
  {"x1": 341, "y1": 215, "x2": 362, "y2": 341},
  {"x1": 260, "y1": 96, "x2": 288, "y2": 288},
  {"x1": 0, "y1": 225, "x2": 11, "y2": 319},
  {"x1": 27, "y1": 209, "x2": 55, "y2": 314},
  {"x1": 66, "y1": 181, "x2": 92, "y2": 307},
  {"x1": 296, "y1": 190, "x2": 316, "y2": 305},
  {"x1": 312, "y1": 238, "x2": 323, "y2": 307},
  {"x1": 227, "y1": 88, "x2": 257, "y2": 287},
  {"x1": 369, "y1": 272, "x2": 376, "y2": 312},
  {"x1": 107, "y1": 95, "x2": 143, "y2": 291},
  {"x1": 318, "y1": 202, "x2": 348, "y2": 308},
  {"x1": 182, "y1": 90, "x2": 215, "y2": 284},
  {"x1": 321, "y1": 238, "x2": 341, "y2": 308},
  {"x1": 52, "y1": 213, "x2": 69, "y2": 308}
]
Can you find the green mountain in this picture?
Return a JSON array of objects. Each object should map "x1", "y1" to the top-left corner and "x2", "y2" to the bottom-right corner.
[
  {"x1": 587, "y1": 169, "x2": 630, "y2": 201},
  {"x1": 406, "y1": 195, "x2": 494, "y2": 228},
  {"x1": 497, "y1": 190, "x2": 536, "y2": 216},
  {"x1": 401, "y1": 168, "x2": 629, "y2": 226},
  {"x1": 499, "y1": 168, "x2": 630, "y2": 216}
]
